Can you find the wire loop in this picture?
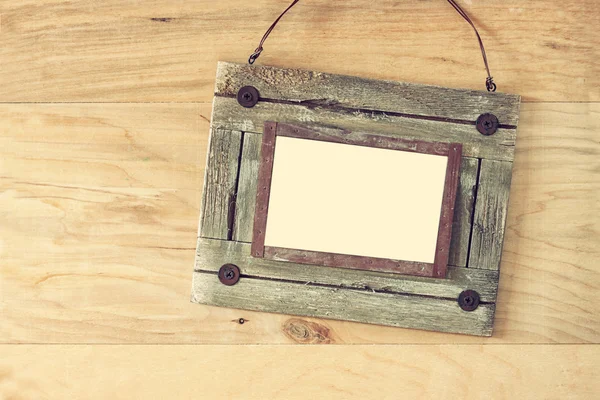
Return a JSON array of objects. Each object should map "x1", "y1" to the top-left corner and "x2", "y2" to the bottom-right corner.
[
  {"x1": 249, "y1": 47, "x2": 263, "y2": 65},
  {"x1": 249, "y1": 0, "x2": 498, "y2": 91}
]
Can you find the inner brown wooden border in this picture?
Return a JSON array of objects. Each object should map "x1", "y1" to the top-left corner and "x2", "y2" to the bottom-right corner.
[{"x1": 251, "y1": 122, "x2": 462, "y2": 278}]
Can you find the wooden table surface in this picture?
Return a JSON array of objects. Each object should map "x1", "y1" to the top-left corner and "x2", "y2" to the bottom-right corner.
[{"x1": 1, "y1": 1, "x2": 598, "y2": 398}]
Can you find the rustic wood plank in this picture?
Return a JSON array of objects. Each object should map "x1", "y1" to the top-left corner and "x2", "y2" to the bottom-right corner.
[
  {"x1": 1, "y1": 1, "x2": 598, "y2": 102},
  {"x1": 448, "y1": 157, "x2": 480, "y2": 267},
  {"x1": 192, "y1": 271, "x2": 495, "y2": 336},
  {"x1": 3, "y1": 345, "x2": 598, "y2": 399},
  {"x1": 195, "y1": 238, "x2": 499, "y2": 302},
  {"x1": 469, "y1": 159, "x2": 514, "y2": 270},
  {"x1": 216, "y1": 62, "x2": 521, "y2": 126},
  {"x1": 211, "y1": 97, "x2": 517, "y2": 161},
  {"x1": 232, "y1": 132, "x2": 262, "y2": 242},
  {"x1": 199, "y1": 128, "x2": 242, "y2": 240}
]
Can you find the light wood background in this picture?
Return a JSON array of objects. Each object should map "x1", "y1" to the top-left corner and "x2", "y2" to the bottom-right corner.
[{"x1": 0, "y1": 1, "x2": 598, "y2": 398}]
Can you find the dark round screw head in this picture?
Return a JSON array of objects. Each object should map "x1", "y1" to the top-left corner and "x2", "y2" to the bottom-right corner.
[
  {"x1": 476, "y1": 113, "x2": 500, "y2": 136},
  {"x1": 218, "y1": 264, "x2": 241, "y2": 286},
  {"x1": 237, "y1": 86, "x2": 260, "y2": 108},
  {"x1": 458, "y1": 290, "x2": 480, "y2": 311}
]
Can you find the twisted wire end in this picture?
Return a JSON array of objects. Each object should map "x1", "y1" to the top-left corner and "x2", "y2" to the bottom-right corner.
[
  {"x1": 248, "y1": 47, "x2": 263, "y2": 65},
  {"x1": 486, "y1": 77, "x2": 497, "y2": 92}
]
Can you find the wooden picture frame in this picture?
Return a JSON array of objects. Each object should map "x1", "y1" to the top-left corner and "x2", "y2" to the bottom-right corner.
[
  {"x1": 192, "y1": 62, "x2": 521, "y2": 336},
  {"x1": 251, "y1": 122, "x2": 463, "y2": 279}
]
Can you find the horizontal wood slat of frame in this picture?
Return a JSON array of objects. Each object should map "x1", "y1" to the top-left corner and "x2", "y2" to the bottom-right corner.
[
  {"x1": 216, "y1": 62, "x2": 521, "y2": 126},
  {"x1": 469, "y1": 159, "x2": 514, "y2": 270},
  {"x1": 211, "y1": 97, "x2": 517, "y2": 162},
  {"x1": 192, "y1": 270, "x2": 495, "y2": 336},
  {"x1": 199, "y1": 128, "x2": 242, "y2": 240},
  {"x1": 195, "y1": 238, "x2": 500, "y2": 303}
]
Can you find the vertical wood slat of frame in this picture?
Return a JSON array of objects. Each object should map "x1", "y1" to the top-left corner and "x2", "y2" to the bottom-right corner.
[
  {"x1": 433, "y1": 144, "x2": 463, "y2": 278},
  {"x1": 233, "y1": 132, "x2": 262, "y2": 243},
  {"x1": 448, "y1": 157, "x2": 480, "y2": 267},
  {"x1": 251, "y1": 122, "x2": 277, "y2": 257},
  {"x1": 469, "y1": 159, "x2": 514, "y2": 270},
  {"x1": 199, "y1": 128, "x2": 243, "y2": 240}
]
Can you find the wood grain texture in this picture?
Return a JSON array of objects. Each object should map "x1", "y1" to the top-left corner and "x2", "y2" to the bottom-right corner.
[
  {"x1": 1, "y1": 102, "x2": 598, "y2": 344},
  {"x1": 0, "y1": 1, "x2": 598, "y2": 102},
  {"x1": 469, "y1": 159, "x2": 514, "y2": 270},
  {"x1": 232, "y1": 132, "x2": 262, "y2": 242},
  {"x1": 199, "y1": 128, "x2": 242, "y2": 240},
  {"x1": 192, "y1": 270, "x2": 495, "y2": 336},
  {"x1": 216, "y1": 62, "x2": 521, "y2": 125},
  {"x1": 448, "y1": 157, "x2": 479, "y2": 267},
  {"x1": 1, "y1": 1, "x2": 599, "y2": 395},
  {"x1": 195, "y1": 238, "x2": 499, "y2": 302},
  {"x1": 211, "y1": 96, "x2": 517, "y2": 161},
  {"x1": 2, "y1": 345, "x2": 598, "y2": 400}
]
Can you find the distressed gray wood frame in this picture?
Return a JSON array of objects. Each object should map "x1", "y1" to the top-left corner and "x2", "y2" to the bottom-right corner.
[
  {"x1": 251, "y1": 122, "x2": 463, "y2": 279},
  {"x1": 193, "y1": 61, "x2": 521, "y2": 337}
]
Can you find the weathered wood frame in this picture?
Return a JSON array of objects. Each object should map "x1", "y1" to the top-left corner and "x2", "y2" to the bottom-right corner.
[
  {"x1": 251, "y1": 121, "x2": 463, "y2": 279},
  {"x1": 192, "y1": 61, "x2": 521, "y2": 337}
]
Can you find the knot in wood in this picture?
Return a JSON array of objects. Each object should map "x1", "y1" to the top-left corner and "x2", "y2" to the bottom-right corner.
[{"x1": 282, "y1": 318, "x2": 333, "y2": 344}]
